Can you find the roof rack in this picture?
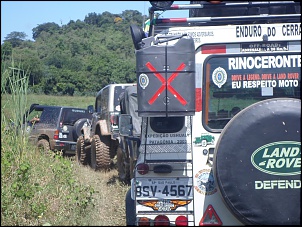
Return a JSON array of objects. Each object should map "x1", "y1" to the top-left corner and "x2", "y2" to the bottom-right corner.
[{"x1": 147, "y1": 1, "x2": 300, "y2": 36}]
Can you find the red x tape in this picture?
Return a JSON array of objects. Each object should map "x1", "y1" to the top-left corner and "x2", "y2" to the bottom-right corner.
[{"x1": 145, "y1": 62, "x2": 187, "y2": 105}]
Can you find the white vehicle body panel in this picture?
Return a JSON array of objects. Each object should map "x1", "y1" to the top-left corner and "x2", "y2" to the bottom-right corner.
[{"x1": 131, "y1": 3, "x2": 301, "y2": 225}]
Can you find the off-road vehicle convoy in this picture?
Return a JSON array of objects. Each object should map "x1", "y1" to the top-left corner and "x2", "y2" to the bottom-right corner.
[
  {"x1": 76, "y1": 83, "x2": 135, "y2": 170},
  {"x1": 24, "y1": 104, "x2": 92, "y2": 154},
  {"x1": 122, "y1": 1, "x2": 300, "y2": 226}
]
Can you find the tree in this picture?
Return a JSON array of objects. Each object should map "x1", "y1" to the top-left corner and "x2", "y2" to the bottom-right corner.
[
  {"x1": 84, "y1": 12, "x2": 99, "y2": 25},
  {"x1": 4, "y1": 31, "x2": 27, "y2": 47},
  {"x1": 32, "y1": 22, "x2": 60, "y2": 40},
  {"x1": 1, "y1": 41, "x2": 13, "y2": 58}
]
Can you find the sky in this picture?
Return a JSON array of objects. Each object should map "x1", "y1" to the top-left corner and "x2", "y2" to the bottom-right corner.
[{"x1": 1, "y1": 1, "x2": 189, "y2": 44}]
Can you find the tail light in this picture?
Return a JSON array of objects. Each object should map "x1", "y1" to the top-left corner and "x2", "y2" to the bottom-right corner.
[
  {"x1": 209, "y1": 1, "x2": 222, "y2": 3},
  {"x1": 54, "y1": 130, "x2": 59, "y2": 140},
  {"x1": 110, "y1": 113, "x2": 119, "y2": 125},
  {"x1": 137, "y1": 163, "x2": 149, "y2": 175},
  {"x1": 154, "y1": 215, "x2": 170, "y2": 226},
  {"x1": 175, "y1": 216, "x2": 188, "y2": 226},
  {"x1": 138, "y1": 217, "x2": 151, "y2": 226}
]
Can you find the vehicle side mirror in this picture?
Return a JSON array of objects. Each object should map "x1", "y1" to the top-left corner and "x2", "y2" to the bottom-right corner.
[
  {"x1": 150, "y1": 1, "x2": 174, "y2": 10},
  {"x1": 87, "y1": 105, "x2": 94, "y2": 114},
  {"x1": 119, "y1": 114, "x2": 133, "y2": 136}
]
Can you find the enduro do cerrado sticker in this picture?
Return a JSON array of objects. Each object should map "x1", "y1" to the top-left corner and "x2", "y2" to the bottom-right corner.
[{"x1": 251, "y1": 141, "x2": 301, "y2": 176}]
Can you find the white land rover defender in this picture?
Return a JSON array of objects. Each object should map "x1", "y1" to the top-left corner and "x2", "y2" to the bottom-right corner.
[{"x1": 124, "y1": 1, "x2": 301, "y2": 226}]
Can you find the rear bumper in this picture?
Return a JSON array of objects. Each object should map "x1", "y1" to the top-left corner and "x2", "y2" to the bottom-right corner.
[{"x1": 53, "y1": 140, "x2": 77, "y2": 154}]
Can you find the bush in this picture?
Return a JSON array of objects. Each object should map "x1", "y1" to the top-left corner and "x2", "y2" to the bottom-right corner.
[{"x1": 1, "y1": 56, "x2": 96, "y2": 226}]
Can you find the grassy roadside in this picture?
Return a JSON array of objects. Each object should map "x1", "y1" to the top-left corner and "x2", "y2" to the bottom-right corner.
[{"x1": 1, "y1": 58, "x2": 130, "y2": 226}]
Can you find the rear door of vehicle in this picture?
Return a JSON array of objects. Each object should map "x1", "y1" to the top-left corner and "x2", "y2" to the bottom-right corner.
[
  {"x1": 191, "y1": 24, "x2": 300, "y2": 225},
  {"x1": 59, "y1": 108, "x2": 92, "y2": 146}
]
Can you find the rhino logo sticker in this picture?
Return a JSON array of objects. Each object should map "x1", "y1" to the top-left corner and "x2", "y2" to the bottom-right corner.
[{"x1": 251, "y1": 141, "x2": 301, "y2": 176}]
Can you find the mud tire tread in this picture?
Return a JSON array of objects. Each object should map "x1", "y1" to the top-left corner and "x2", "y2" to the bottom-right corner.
[
  {"x1": 76, "y1": 136, "x2": 88, "y2": 165},
  {"x1": 91, "y1": 135, "x2": 111, "y2": 171},
  {"x1": 37, "y1": 139, "x2": 50, "y2": 154}
]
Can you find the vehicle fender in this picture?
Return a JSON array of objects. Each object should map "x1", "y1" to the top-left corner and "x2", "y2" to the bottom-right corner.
[{"x1": 99, "y1": 119, "x2": 110, "y2": 135}]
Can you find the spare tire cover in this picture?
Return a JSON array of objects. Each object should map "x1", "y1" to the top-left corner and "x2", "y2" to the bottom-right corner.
[
  {"x1": 73, "y1": 118, "x2": 91, "y2": 141},
  {"x1": 213, "y1": 98, "x2": 301, "y2": 225}
]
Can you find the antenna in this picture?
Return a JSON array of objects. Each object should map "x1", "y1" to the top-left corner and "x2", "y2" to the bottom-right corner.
[{"x1": 142, "y1": 1, "x2": 146, "y2": 30}]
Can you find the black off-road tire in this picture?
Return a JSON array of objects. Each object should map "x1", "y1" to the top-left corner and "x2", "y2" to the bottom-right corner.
[
  {"x1": 117, "y1": 146, "x2": 131, "y2": 184},
  {"x1": 213, "y1": 98, "x2": 301, "y2": 225},
  {"x1": 110, "y1": 139, "x2": 119, "y2": 159},
  {"x1": 125, "y1": 188, "x2": 136, "y2": 226},
  {"x1": 91, "y1": 135, "x2": 111, "y2": 171},
  {"x1": 37, "y1": 139, "x2": 50, "y2": 154},
  {"x1": 129, "y1": 156, "x2": 136, "y2": 180},
  {"x1": 85, "y1": 145, "x2": 91, "y2": 166},
  {"x1": 76, "y1": 136, "x2": 88, "y2": 165},
  {"x1": 73, "y1": 118, "x2": 91, "y2": 141}
]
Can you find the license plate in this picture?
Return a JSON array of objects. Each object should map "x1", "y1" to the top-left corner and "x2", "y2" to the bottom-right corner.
[
  {"x1": 70, "y1": 144, "x2": 76, "y2": 150},
  {"x1": 134, "y1": 178, "x2": 193, "y2": 199}
]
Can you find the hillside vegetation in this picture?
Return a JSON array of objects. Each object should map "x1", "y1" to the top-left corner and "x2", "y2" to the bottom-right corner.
[{"x1": 2, "y1": 10, "x2": 145, "y2": 96}]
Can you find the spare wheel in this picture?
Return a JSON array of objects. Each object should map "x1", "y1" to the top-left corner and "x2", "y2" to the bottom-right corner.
[
  {"x1": 213, "y1": 98, "x2": 301, "y2": 225},
  {"x1": 73, "y1": 118, "x2": 91, "y2": 141}
]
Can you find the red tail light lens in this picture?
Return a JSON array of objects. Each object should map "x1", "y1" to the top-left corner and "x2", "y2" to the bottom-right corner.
[
  {"x1": 138, "y1": 217, "x2": 150, "y2": 226},
  {"x1": 137, "y1": 163, "x2": 149, "y2": 175},
  {"x1": 175, "y1": 216, "x2": 188, "y2": 226},
  {"x1": 110, "y1": 113, "x2": 119, "y2": 125},
  {"x1": 154, "y1": 215, "x2": 170, "y2": 226},
  {"x1": 54, "y1": 130, "x2": 59, "y2": 139}
]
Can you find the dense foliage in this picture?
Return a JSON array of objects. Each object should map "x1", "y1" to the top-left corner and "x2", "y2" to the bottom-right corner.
[{"x1": 2, "y1": 10, "x2": 145, "y2": 96}]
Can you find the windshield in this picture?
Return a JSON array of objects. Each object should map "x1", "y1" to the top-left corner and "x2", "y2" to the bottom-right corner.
[{"x1": 203, "y1": 52, "x2": 301, "y2": 131}]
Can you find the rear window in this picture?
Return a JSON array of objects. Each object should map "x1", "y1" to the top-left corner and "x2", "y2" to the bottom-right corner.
[
  {"x1": 60, "y1": 108, "x2": 91, "y2": 125},
  {"x1": 203, "y1": 52, "x2": 301, "y2": 130},
  {"x1": 96, "y1": 85, "x2": 132, "y2": 113},
  {"x1": 150, "y1": 116, "x2": 185, "y2": 133},
  {"x1": 39, "y1": 107, "x2": 61, "y2": 126}
]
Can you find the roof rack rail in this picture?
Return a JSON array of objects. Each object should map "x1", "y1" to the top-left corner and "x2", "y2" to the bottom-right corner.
[
  {"x1": 147, "y1": 1, "x2": 300, "y2": 36},
  {"x1": 149, "y1": 1, "x2": 300, "y2": 13}
]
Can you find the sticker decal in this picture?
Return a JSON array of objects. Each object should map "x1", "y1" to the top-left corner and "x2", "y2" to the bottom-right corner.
[
  {"x1": 212, "y1": 67, "x2": 227, "y2": 88},
  {"x1": 139, "y1": 73, "x2": 149, "y2": 89},
  {"x1": 62, "y1": 125, "x2": 68, "y2": 132},
  {"x1": 251, "y1": 141, "x2": 301, "y2": 176},
  {"x1": 137, "y1": 199, "x2": 191, "y2": 211},
  {"x1": 193, "y1": 134, "x2": 215, "y2": 147},
  {"x1": 194, "y1": 169, "x2": 217, "y2": 195}
]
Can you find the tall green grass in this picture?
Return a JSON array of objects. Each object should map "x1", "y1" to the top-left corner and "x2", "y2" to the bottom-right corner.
[{"x1": 1, "y1": 56, "x2": 129, "y2": 226}]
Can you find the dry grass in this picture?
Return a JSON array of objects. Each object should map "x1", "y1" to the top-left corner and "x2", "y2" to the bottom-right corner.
[{"x1": 72, "y1": 161, "x2": 130, "y2": 226}]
